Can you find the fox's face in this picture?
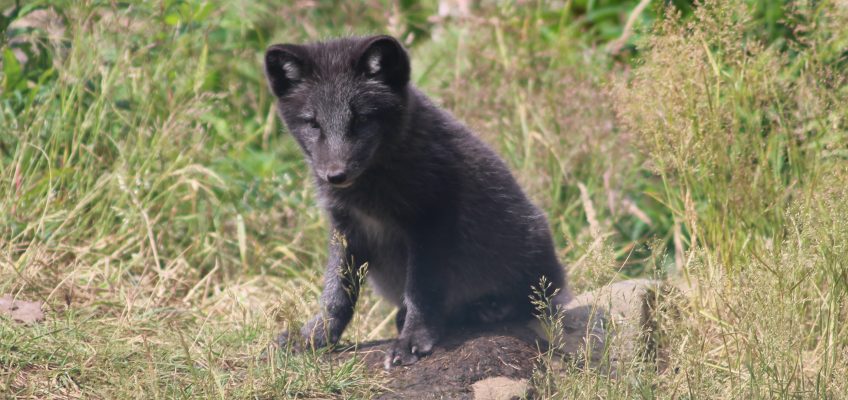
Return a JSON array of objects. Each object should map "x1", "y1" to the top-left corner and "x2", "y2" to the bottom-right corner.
[{"x1": 264, "y1": 36, "x2": 410, "y2": 188}]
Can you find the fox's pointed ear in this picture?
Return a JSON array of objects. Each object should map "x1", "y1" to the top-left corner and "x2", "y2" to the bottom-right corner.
[
  {"x1": 265, "y1": 44, "x2": 310, "y2": 98},
  {"x1": 355, "y1": 35, "x2": 410, "y2": 89}
]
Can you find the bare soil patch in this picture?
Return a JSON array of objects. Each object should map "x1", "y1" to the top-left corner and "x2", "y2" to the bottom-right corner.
[{"x1": 331, "y1": 323, "x2": 541, "y2": 399}]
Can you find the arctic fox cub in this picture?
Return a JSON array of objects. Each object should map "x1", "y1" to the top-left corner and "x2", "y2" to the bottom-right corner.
[{"x1": 264, "y1": 35, "x2": 569, "y2": 367}]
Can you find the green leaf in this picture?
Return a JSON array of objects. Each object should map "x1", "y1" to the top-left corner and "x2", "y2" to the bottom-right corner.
[
  {"x1": 164, "y1": 13, "x2": 181, "y2": 26},
  {"x1": 194, "y1": 43, "x2": 208, "y2": 94},
  {"x1": 194, "y1": 2, "x2": 214, "y2": 22},
  {"x1": 3, "y1": 48, "x2": 23, "y2": 93}
]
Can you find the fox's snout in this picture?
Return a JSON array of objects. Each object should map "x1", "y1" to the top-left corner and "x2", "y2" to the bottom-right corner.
[
  {"x1": 325, "y1": 170, "x2": 348, "y2": 185},
  {"x1": 317, "y1": 163, "x2": 354, "y2": 188}
]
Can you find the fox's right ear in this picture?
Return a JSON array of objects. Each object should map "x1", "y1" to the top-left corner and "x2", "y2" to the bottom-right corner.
[
  {"x1": 265, "y1": 44, "x2": 309, "y2": 98},
  {"x1": 355, "y1": 36, "x2": 410, "y2": 90}
]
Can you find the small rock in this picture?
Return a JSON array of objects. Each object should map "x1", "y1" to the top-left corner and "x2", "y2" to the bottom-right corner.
[
  {"x1": 0, "y1": 295, "x2": 45, "y2": 324},
  {"x1": 472, "y1": 377, "x2": 528, "y2": 400}
]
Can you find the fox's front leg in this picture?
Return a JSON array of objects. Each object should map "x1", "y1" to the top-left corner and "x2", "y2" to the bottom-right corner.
[
  {"x1": 279, "y1": 233, "x2": 365, "y2": 350},
  {"x1": 386, "y1": 240, "x2": 447, "y2": 368}
]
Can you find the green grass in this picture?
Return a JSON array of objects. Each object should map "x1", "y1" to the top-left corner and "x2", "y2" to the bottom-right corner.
[{"x1": 1, "y1": 0, "x2": 846, "y2": 398}]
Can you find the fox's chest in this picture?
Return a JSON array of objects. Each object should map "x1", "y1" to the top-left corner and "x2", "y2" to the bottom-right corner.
[
  {"x1": 348, "y1": 207, "x2": 407, "y2": 305},
  {"x1": 349, "y1": 207, "x2": 395, "y2": 246}
]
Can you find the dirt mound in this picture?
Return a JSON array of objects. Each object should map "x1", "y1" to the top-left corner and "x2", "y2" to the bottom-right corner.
[{"x1": 331, "y1": 323, "x2": 540, "y2": 399}]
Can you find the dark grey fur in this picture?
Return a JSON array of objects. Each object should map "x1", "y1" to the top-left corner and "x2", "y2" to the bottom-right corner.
[{"x1": 264, "y1": 35, "x2": 569, "y2": 368}]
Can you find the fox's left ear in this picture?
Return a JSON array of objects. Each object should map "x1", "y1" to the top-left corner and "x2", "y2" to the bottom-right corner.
[
  {"x1": 265, "y1": 44, "x2": 310, "y2": 98},
  {"x1": 355, "y1": 35, "x2": 410, "y2": 89}
]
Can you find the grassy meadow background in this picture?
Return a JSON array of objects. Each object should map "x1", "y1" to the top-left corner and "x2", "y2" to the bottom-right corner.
[{"x1": 1, "y1": 0, "x2": 846, "y2": 398}]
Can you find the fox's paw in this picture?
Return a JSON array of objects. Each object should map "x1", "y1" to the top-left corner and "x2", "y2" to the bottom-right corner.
[
  {"x1": 276, "y1": 315, "x2": 341, "y2": 353},
  {"x1": 275, "y1": 330, "x2": 304, "y2": 352},
  {"x1": 299, "y1": 315, "x2": 341, "y2": 349},
  {"x1": 384, "y1": 327, "x2": 438, "y2": 369}
]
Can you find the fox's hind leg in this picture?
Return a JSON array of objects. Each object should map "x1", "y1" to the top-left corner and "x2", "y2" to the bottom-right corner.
[
  {"x1": 469, "y1": 296, "x2": 519, "y2": 324},
  {"x1": 395, "y1": 305, "x2": 406, "y2": 333},
  {"x1": 466, "y1": 279, "x2": 571, "y2": 325}
]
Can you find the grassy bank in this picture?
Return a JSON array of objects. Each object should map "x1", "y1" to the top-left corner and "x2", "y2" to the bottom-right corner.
[{"x1": 1, "y1": 0, "x2": 846, "y2": 398}]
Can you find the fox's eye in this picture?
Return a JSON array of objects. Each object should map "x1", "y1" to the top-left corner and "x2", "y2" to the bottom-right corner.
[
  {"x1": 307, "y1": 119, "x2": 320, "y2": 130},
  {"x1": 351, "y1": 113, "x2": 367, "y2": 129}
]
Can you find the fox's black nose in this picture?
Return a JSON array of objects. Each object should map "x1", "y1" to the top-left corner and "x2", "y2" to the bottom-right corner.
[{"x1": 326, "y1": 171, "x2": 348, "y2": 185}]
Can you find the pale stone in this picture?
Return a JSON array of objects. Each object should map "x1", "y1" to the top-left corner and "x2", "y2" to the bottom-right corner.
[
  {"x1": 0, "y1": 295, "x2": 45, "y2": 324},
  {"x1": 472, "y1": 377, "x2": 528, "y2": 400}
]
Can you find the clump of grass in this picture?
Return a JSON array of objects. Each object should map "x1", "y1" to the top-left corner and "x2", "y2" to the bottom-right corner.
[
  {"x1": 609, "y1": 0, "x2": 848, "y2": 397},
  {"x1": 614, "y1": 0, "x2": 847, "y2": 267},
  {"x1": 657, "y1": 164, "x2": 847, "y2": 397}
]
